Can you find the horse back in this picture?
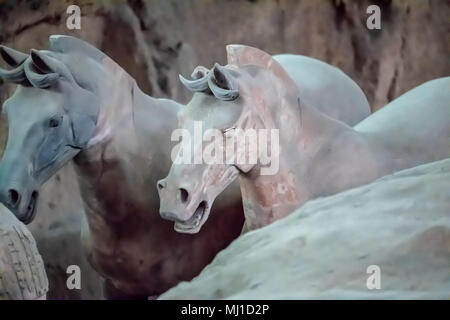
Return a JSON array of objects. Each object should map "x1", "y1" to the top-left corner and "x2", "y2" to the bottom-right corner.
[
  {"x1": 355, "y1": 77, "x2": 450, "y2": 168},
  {"x1": 274, "y1": 54, "x2": 371, "y2": 126}
]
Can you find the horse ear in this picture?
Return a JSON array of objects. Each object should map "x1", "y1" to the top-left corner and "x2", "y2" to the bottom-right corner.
[
  {"x1": 23, "y1": 50, "x2": 60, "y2": 88},
  {"x1": 179, "y1": 66, "x2": 210, "y2": 92},
  {"x1": 226, "y1": 45, "x2": 298, "y2": 93},
  {"x1": 30, "y1": 49, "x2": 58, "y2": 73},
  {"x1": 0, "y1": 45, "x2": 28, "y2": 67},
  {"x1": 207, "y1": 63, "x2": 239, "y2": 101},
  {"x1": 28, "y1": 49, "x2": 75, "y2": 87},
  {"x1": 0, "y1": 46, "x2": 29, "y2": 85}
]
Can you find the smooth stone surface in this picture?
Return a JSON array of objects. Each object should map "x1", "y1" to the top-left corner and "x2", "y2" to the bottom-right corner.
[{"x1": 161, "y1": 159, "x2": 450, "y2": 299}]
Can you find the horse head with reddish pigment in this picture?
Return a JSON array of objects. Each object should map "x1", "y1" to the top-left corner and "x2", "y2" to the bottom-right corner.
[{"x1": 158, "y1": 45, "x2": 371, "y2": 233}]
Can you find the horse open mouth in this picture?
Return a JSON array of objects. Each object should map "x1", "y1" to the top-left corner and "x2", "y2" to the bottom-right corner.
[
  {"x1": 22, "y1": 191, "x2": 38, "y2": 224},
  {"x1": 174, "y1": 201, "x2": 208, "y2": 233}
]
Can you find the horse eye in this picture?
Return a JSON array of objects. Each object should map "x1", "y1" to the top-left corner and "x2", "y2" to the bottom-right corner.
[{"x1": 48, "y1": 116, "x2": 62, "y2": 128}]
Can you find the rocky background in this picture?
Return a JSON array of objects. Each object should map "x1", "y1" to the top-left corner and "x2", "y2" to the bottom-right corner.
[{"x1": 0, "y1": 0, "x2": 449, "y2": 299}]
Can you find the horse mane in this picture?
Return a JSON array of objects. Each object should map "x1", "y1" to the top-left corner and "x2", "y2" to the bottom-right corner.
[
  {"x1": 226, "y1": 45, "x2": 299, "y2": 94},
  {"x1": 0, "y1": 35, "x2": 132, "y2": 91},
  {"x1": 48, "y1": 35, "x2": 133, "y2": 90},
  {"x1": 48, "y1": 35, "x2": 106, "y2": 62}
]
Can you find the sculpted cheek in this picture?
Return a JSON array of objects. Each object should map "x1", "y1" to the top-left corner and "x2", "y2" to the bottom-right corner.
[{"x1": 34, "y1": 134, "x2": 64, "y2": 171}]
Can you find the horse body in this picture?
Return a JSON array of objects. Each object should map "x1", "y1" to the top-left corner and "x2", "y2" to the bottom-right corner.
[
  {"x1": 354, "y1": 77, "x2": 450, "y2": 172},
  {"x1": 242, "y1": 77, "x2": 450, "y2": 229},
  {"x1": 0, "y1": 36, "x2": 244, "y2": 298}
]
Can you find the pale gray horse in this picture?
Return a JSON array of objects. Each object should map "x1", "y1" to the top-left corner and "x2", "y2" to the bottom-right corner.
[
  {"x1": 158, "y1": 45, "x2": 372, "y2": 233},
  {"x1": 158, "y1": 45, "x2": 450, "y2": 232}
]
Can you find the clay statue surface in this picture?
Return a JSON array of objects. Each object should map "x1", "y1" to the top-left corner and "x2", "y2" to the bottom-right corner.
[
  {"x1": 158, "y1": 44, "x2": 371, "y2": 232},
  {"x1": 158, "y1": 45, "x2": 450, "y2": 232},
  {"x1": 0, "y1": 204, "x2": 48, "y2": 300},
  {"x1": 0, "y1": 36, "x2": 244, "y2": 299}
]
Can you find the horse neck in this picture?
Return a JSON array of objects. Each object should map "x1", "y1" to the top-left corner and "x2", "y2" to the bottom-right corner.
[
  {"x1": 71, "y1": 60, "x2": 142, "y2": 222},
  {"x1": 239, "y1": 99, "x2": 365, "y2": 229},
  {"x1": 87, "y1": 58, "x2": 137, "y2": 147},
  {"x1": 71, "y1": 60, "x2": 180, "y2": 227}
]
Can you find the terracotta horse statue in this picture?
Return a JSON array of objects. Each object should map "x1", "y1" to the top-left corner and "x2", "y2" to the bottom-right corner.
[
  {"x1": 0, "y1": 35, "x2": 246, "y2": 299},
  {"x1": 158, "y1": 45, "x2": 450, "y2": 232}
]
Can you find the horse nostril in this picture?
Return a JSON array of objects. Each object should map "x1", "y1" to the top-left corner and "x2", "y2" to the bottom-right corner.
[
  {"x1": 7, "y1": 189, "x2": 20, "y2": 207},
  {"x1": 178, "y1": 188, "x2": 189, "y2": 203},
  {"x1": 157, "y1": 181, "x2": 165, "y2": 191}
]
